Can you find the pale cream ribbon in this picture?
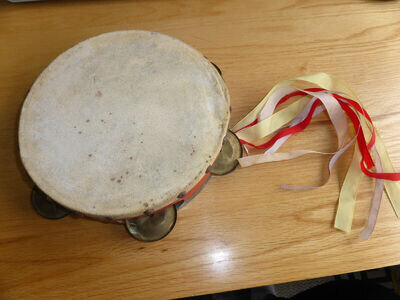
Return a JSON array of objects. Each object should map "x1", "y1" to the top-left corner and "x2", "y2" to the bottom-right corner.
[
  {"x1": 233, "y1": 73, "x2": 400, "y2": 236},
  {"x1": 239, "y1": 89, "x2": 354, "y2": 191}
]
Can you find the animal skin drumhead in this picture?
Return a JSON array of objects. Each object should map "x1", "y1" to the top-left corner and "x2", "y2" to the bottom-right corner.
[{"x1": 19, "y1": 30, "x2": 230, "y2": 219}]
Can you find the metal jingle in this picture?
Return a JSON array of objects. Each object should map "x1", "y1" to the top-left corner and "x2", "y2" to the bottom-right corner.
[
  {"x1": 211, "y1": 130, "x2": 242, "y2": 176},
  {"x1": 125, "y1": 205, "x2": 177, "y2": 242},
  {"x1": 31, "y1": 186, "x2": 70, "y2": 220}
]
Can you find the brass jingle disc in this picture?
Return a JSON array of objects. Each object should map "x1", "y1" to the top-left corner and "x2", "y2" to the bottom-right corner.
[
  {"x1": 31, "y1": 186, "x2": 70, "y2": 220},
  {"x1": 125, "y1": 205, "x2": 177, "y2": 242},
  {"x1": 211, "y1": 130, "x2": 242, "y2": 175}
]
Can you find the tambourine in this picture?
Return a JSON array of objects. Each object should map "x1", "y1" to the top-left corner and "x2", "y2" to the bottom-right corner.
[{"x1": 19, "y1": 31, "x2": 242, "y2": 241}]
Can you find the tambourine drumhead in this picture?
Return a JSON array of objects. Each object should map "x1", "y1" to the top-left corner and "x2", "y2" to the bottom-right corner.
[{"x1": 19, "y1": 30, "x2": 230, "y2": 219}]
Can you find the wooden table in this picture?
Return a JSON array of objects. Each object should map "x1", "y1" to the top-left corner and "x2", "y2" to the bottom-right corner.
[{"x1": 2, "y1": 0, "x2": 400, "y2": 298}]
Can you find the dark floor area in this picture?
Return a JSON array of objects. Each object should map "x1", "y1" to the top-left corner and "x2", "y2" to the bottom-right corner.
[{"x1": 180, "y1": 266, "x2": 400, "y2": 300}]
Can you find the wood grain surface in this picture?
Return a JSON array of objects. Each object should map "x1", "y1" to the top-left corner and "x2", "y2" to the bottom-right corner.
[{"x1": 1, "y1": 0, "x2": 400, "y2": 298}]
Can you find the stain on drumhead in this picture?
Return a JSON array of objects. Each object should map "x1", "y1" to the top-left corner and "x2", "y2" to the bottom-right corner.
[{"x1": 18, "y1": 30, "x2": 230, "y2": 219}]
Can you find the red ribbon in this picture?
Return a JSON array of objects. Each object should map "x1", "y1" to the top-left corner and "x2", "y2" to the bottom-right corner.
[{"x1": 236, "y1": 88, "x2": 400, "y2": 181}]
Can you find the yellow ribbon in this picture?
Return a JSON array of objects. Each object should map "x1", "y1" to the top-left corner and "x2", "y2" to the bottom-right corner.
[
  {"x1": 236, "y1": 96, "x2": 310, "y2": 144},
  {"x1": 233, "y1": 73, "x2": 400, "y2": 233}
]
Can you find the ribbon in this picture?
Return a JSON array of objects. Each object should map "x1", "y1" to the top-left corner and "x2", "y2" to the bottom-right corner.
[{"x1": 233, "y1": 73, "x2": 400, "y2": 239}]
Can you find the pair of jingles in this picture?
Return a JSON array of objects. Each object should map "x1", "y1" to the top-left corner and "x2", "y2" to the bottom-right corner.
[{"x1": 19, "y1": 31, "x2": 400, "y2": 241}]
